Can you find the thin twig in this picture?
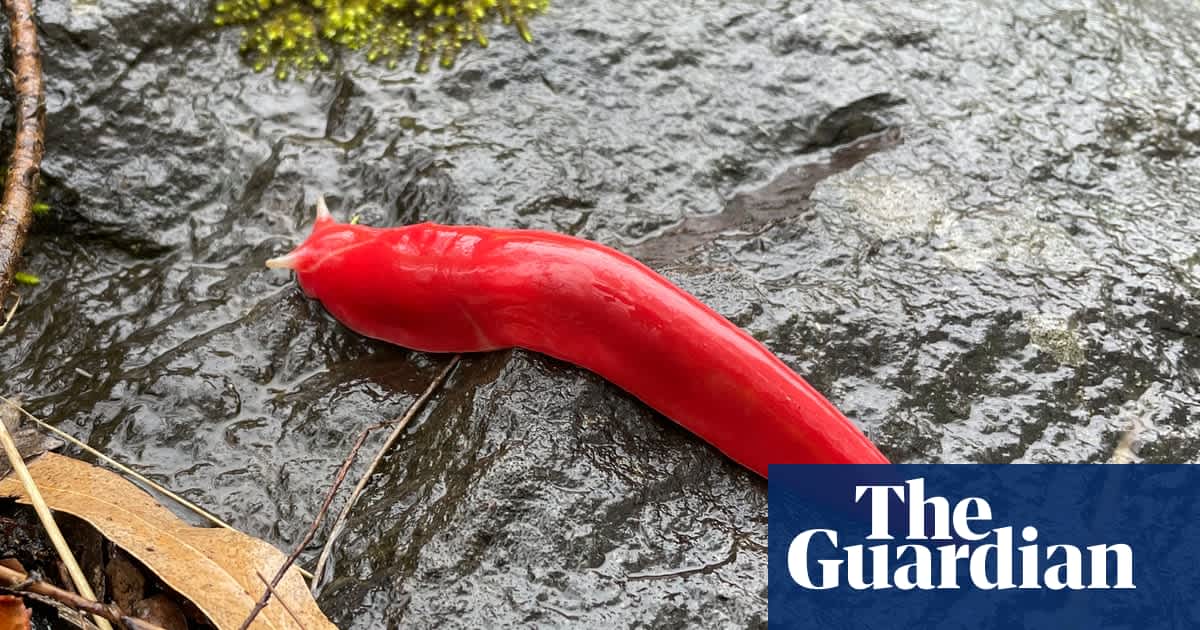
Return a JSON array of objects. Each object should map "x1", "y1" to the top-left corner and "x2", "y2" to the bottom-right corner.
[
  {"x1": 0, "y1": 401, "x2": 112, "y2": 630},
  {"x1": 0, "y1": 0, "x2": 46, "y2": 305},
  {"x1": 0, "y1": 292, "x2": 19, "y2": 335},
  {"x1": 235, "y1": 419, "x2": 379, "y2": 630},
  {"x1": 255, "y1": 570, "x2": 307, "y2": 630},
  {"x1": 310, "y1": 355, "x2": 461, "y2": 593},
  {"x1": 0, "y1": 564, "x2": 166, "y2": 630},
  {"x1": 239, "y1": 356, "x2": 461, "y2": 629},
  {"x1": 0, "y1": 395, "x2": 317, "y2": 581}
]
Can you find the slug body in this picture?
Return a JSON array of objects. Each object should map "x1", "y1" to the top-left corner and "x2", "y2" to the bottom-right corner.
[{"x1": 268, "y1": 202, "x2": 888, "y2": 476}]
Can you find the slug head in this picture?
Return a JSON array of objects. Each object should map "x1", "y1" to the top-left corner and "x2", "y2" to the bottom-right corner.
[
  {"x1": 265, "y1": 196, "x2": 335, "y2": 271},
  {"x1": 264, "y1": 196, "x2": 377, "y2": 297},
  {"x1": 263, "y1": 195, "x2": 479, "y2": 352}
]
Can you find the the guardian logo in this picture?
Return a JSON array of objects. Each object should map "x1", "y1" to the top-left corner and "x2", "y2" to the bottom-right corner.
[{"x1": 788, "y1": 478, "x2": 1136, "y2": 591}]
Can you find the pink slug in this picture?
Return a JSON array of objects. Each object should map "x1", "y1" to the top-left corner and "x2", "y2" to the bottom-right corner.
[{"x1": 267, "y1": 197, "x2": 889, "y2": 476}]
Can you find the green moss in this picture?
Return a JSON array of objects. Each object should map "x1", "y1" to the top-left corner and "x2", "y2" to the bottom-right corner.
[{"x1": 214, "y1": 0, "x2": 550, "y2": 79}]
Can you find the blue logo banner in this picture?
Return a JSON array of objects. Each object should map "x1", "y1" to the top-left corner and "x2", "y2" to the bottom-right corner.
[{"x1": 768, "y1": 465, "x2": 1200, "y2": 629}]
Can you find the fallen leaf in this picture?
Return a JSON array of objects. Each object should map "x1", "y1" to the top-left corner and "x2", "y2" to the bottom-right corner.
[
  {"x1": 0, "y1": 453, "x2": 336, "y2": 630},
  {"x1": 0, "y1": 595, "x2": 31, "y2": 630}
]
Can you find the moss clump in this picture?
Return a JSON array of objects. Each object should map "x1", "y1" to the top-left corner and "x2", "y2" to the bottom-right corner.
[{"x1": 214, "y1": 0, "x2": 550, "y2": 79}]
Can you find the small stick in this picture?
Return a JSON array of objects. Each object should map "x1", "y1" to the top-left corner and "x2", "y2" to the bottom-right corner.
[
  {"x1": 310, "y1": 355, "x2": 461, "y2": 592},
  {"x1": 239, "y1": 355, "x2": 461, "y2": 629},
  {"x1": 0, "y1": 401, "x2": 112, "y2": 630},
  {"x1": 0, "y1": 394, "x2": 315, "y2": 581},
  {"x1": 0, "y1": 0, "x2": 47, "y2": 306},
  {"x1": 0, "y1": 292, "x2": 18, "y2": 335},
  {"x1": 255, "y1": 570, "x2": 307, "y2": 630},
  {"x1": 0, "y1": 564, "x2": 166, "y2": 630}
]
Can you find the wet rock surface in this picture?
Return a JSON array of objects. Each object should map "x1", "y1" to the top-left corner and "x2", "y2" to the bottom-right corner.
[{"x1": 3, "y1": 0, "x2": 1199, "y2": 626}]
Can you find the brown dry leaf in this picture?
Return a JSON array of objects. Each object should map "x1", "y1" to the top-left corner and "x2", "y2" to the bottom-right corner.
[
  {"x1": 0, "y1": 595, "x2": 31, "y2": 630},
  {"x1": 0, "y1": 453, "x2": 336, "y2": 630}
]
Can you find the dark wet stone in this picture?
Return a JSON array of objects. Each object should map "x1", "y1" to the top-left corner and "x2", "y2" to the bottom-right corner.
[{"x1": 2, "y1": 0, "x2": 1199, "y2": 626}]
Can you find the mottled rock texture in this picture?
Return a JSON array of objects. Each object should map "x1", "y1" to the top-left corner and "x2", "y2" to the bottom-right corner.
[{"x1": 2, "y1": 0, "x2": 1198, "y2": 626}]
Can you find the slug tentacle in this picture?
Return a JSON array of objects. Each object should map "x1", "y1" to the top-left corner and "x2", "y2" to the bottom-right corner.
[
  {"x1": 315, "y1": 194, "x2": 334, "y2": 225},
  {"x1": 264, "y1": 252, "x2": 299, "y2": 270},
  {"x1": 266, "y1": 194, "x2": 347, "y2": 271}
]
